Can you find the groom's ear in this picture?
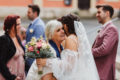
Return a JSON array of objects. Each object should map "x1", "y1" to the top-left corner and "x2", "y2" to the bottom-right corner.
[{"x1": 106, "y1": 11, "x2": 110, "y2": 17}]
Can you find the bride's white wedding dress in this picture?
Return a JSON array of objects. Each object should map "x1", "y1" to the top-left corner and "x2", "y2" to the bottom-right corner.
[{"x1": 26, "y1": 21, "x2": 100, "y2": 80}]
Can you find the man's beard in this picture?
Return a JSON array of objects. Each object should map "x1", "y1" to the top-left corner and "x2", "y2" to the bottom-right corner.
[
  {"x1": 99, "y1": 20, "x2": 105, "y2": 24},
  {"x1": 28, "y1": 16, "x2": 34, "y2": 21}
]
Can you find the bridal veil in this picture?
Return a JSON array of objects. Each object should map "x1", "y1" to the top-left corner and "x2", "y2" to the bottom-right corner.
[{"x1": 46, "y1": 21, "x2": 100, "y2": 80}]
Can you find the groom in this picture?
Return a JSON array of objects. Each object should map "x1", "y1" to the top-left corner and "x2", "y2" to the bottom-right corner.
[{"x1": 92, "y1": 4, "x2": 119, "y2": 80}]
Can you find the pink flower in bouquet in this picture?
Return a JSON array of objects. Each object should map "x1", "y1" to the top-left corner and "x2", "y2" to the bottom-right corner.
[
  {"x1": 37, "y1": 51, "x2": 40, "y2": 54},
  {"x1": 28, "y1": 46, "x2": 34, "y2": 52},
  {"x1": 36, "y1": 41, "x2": 42, "y2": 49},
  {"x1": 25, "y1": 36, "x2": 55, "y2": 75}
]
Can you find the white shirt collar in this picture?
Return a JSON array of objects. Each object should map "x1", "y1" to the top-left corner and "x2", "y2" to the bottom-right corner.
[
  {"x1": 102, "y1": 20, "x2": 112, "y2": 28},
  {"x1": 31, "y1": 17, "x2": 39, "y2": 24}
]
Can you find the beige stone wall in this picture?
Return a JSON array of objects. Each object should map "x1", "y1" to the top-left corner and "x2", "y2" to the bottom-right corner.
[
  {"x1": 33, "y1": 0, "x2": 80, "y2": 18},
  {"x1": 0, "y1": 6, "x2": 27, "y2": 18},
  {"x1": 0, "y1": 0, "x2": 119, "y2": 18},
  {"x1": 90, "y1": 0, "x2": 97, "y2": 14},
  {"x1": 33, "y1": 0, "x2": 43, "y2": 8}
]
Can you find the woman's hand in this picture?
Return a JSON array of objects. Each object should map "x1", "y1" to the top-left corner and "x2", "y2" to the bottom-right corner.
[
  {"x1": 36, "y1": 58, "x2": 47, "y2": 74},
  {"x1": 36, "y1": 58, "x2": 47, "y2": 67},
  {"x1": 15, "y1": 76, "x2": 21, "y2": 80}
]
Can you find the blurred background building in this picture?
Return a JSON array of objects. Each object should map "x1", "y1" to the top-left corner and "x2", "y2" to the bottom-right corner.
[{"x1": 0, "y1": 0, "x2": 120, "y2": 18}]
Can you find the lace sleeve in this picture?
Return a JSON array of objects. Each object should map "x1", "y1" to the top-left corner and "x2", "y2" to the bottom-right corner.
[{"x1": 46, "y1": 49, "x2": 79, "y2": 79}]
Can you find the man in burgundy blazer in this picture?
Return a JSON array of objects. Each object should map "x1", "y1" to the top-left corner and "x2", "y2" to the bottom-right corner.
[{"x1": 92, "y1": 5, "x2": 119, "y2": 80}]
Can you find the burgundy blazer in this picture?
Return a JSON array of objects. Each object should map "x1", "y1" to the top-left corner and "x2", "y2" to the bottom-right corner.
[{"x1": 92, "y1": 22, "x2": 119, "y2": 80}]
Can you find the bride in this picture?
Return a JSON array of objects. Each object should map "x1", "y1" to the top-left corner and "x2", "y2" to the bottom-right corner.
[{"x1": 26, "y1": 14, "x2": 100, "y2": 80}]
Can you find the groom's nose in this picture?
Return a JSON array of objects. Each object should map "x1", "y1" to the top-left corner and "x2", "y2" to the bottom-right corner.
[{"x1": 96, "y1": 13, "x2": 99, "y2": 17}]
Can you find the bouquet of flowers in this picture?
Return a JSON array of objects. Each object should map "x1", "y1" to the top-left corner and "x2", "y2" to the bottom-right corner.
[{"x1": 25, "y1": 36, "x2": 55, "y2": 74}]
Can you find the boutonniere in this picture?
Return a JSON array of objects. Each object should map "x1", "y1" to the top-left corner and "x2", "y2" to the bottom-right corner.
[
  {"x1": 29, "y1": 28, "x2": 34, "y2": 33},
  {"x1": 97, "y1": 28, "x2": 103, "y2": 33},
  {"x1": 97, "y1": 29, "x2": 101, "y2": 33}
]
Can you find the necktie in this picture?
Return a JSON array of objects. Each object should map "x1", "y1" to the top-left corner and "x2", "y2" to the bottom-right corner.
[{"x1": 28, "y1": 23, "x2": 32, "y2": 28}]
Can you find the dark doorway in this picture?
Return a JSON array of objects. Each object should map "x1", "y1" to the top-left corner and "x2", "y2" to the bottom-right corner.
[{"x1": 78, "y1": 0, "x2": 90, "y2": 10}]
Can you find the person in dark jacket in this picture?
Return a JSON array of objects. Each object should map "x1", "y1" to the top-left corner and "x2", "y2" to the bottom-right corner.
[{"x1": 0, "y1": 15, "x2": 25, "y2": 80}]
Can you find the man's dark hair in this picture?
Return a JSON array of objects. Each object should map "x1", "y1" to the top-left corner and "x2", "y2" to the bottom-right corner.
[
  {"x1": 28, "y1": 4, "x2": 40, "y2": 16},
  {"x1": 96, "y1": 4, "x2": 114, "y2": 18}
]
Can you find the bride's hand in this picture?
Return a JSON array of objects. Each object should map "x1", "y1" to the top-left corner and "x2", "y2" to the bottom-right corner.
[{"x1": 36, "y1": 58, "x2": 47, "y2": 67}]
